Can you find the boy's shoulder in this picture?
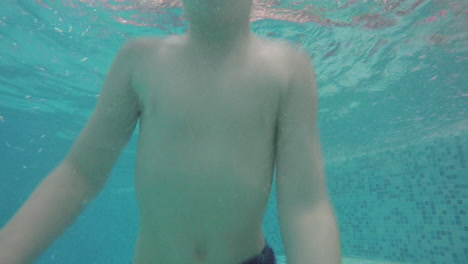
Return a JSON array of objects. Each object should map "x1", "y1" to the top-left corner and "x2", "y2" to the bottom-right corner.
[
  {"x1": 257, "y1": 37, "x2": 311, "y2": 64},
  {"x1": 122, "y1": 35, "x2": 186, "y2": 51},
  {"x1": 115, "y1": 36, "x2": 176, "y2": 70},
  {"x1": 257, "y1": 37, "x2": 306, "y2": 57},
  {"x1": 118, "y1": 35, "x2": 187, "y2": 63},
  {"x1": 253, "y1": 37, "x2": 313, "y2": 79},
  {"x1": 119, "y1": 36, "x2": 162, "y2": 54}
]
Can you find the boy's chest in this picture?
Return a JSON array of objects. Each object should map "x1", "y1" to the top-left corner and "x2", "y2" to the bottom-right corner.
[{"x1": 133, "y1": 55, "x2": 283, "y2": 133}]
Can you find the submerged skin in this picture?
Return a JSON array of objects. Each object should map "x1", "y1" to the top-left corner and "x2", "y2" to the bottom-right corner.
[
  {"x1": 0, "y1": 1, "x2": 341, "y2": 263},
  {"x1": 130, "y1": 35, "x2": 292, "y2": 263},
  {"x1": 69, "y1": 34, "x2": 323, "y2": 264}
]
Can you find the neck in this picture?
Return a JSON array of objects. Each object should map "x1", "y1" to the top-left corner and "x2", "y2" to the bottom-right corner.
[{"x1": 185, "y1": 20, "x2": 252, "y2": 56}]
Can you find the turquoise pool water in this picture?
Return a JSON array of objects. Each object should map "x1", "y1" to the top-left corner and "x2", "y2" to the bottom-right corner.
[{"x1": 0, "y1": 1, "x2": 467, "y2": 264}]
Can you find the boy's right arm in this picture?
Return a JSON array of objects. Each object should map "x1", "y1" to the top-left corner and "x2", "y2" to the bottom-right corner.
[
  {"x1": 0, "y1": 162, "x2": 103, "y2": 264},
  {"x1": 0, "y1": 39, "x2": 144, "y2": 264}
]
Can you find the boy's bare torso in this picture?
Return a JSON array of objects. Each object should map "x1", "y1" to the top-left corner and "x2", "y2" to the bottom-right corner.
[{"x1": 129, "y1": 35, "x2": 295, "y2": 264}]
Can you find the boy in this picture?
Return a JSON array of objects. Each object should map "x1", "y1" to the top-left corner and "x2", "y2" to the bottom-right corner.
[{"x1": 0, "y1": 0, "x2": 341, "y2": 263}]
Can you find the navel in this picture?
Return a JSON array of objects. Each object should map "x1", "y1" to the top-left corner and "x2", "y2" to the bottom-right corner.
[{"x1": 193, "y1": 245, "x2": 208, "y2": 261}]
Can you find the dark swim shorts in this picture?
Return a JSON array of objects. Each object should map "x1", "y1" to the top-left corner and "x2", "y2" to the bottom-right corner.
[
  {"x1": 241, "y1": 244, "x2": 276, "y2": 264},
  {"x1": 130, "y1": 244, "x2": 276, "y2": 264}
]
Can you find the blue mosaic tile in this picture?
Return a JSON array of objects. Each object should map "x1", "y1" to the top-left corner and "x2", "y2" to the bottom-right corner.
[
  {"x1": 263, "y1": 133, "x2": 468, "y2": 264},
  {"x1": 276, "y1": 255, "x2": 413, "y2": 264}
]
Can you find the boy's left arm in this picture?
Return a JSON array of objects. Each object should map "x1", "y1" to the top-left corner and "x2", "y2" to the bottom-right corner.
[{"x1": 275, "y1": 51, "x2": 341, "y2": 264}]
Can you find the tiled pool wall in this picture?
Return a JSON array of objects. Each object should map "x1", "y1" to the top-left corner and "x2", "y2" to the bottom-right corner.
[{"x1": 264, "y1": 134, "x2": 467, "y2": 264}]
